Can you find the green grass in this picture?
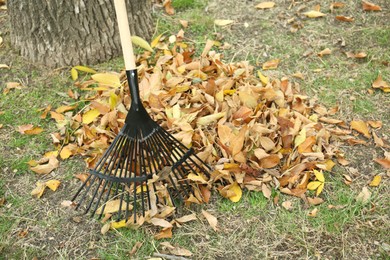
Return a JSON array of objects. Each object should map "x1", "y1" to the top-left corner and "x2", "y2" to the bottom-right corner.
[{"x1": 172, "y1": 0, "x2": 206, "y2": 11}]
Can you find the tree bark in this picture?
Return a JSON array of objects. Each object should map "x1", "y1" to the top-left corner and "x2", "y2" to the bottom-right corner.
[{"x1": 8, "y1": 0, "x2": 154, "y2": 67}]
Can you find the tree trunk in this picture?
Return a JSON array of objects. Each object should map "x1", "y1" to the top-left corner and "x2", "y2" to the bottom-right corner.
[{"x1": 8, "y1": 0, "x2": 154, "y2": 67}]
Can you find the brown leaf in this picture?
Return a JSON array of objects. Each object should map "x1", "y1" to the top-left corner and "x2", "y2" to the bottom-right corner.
[
  {"x1": 154, "y1": 228, "x2": 173, "y2": 240},
  {"x1": 24, "y1": 127, "x2": 44, "y2": 135},
  {"x1": 31, "y1": 182, "x2": 46, "y2": 198},
  {"x1": 17, "y1": 124, "x2": 33, "y2": 134},
  {"x1": 372, "y1": 74, "x2": 390, "y2": 92},
  {"x1": 202, "y1": 210, "x2": 218, "y2": 231},
  {"x1": 374, "y1": 158, "x2": 390, "y2": 169},
  {"x1": 163, "y1": 0, "x2": 175, "y2": 15},
  {"x1": 259, "y1": 154, "x2": 280, "y2": 168},
  {"x1": 335, "y1": 16, "x2": 354, "y2": 22},
  {"x1": 262, "y1": 184, "x2": 272, "y2": 199},
  {"x1": 362, "y1": 1, "x2": 382, "y2": 11},
  {"x1": 175, "y1": 213, "x2": 197, "y2": 224},
  {"x1": 30, "y1": 156, "x2": 59, "y2": 175},
  {"x1": 308, "y1": 208, "x2": 318, "y2": 217}
]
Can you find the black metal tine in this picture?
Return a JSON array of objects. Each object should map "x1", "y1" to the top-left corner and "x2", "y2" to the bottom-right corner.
[
  {"x1": 97, "y1": 180, "x2": 115, "y2": 219},
  {"x1": 139, "y1": 130, "x2": 146, "y2": 216},
  {"x1": 75, "y1": 174, "x2": 99, "y2": 211},
  {"x1": 133, "y1": 129, "x2": 139, "y2": 223},
  {"x1": 85, "y1": 177, "x2": 105, "y2": 213},
  {"x1": 94, "y1": 133, "x2": 122, "y2": 174},
  {"x1": 159, "y1": 127, "x2": 212, "y2": 174},
  {"x1": 150, "y1": 131, "x2": 190, "y2": 195},
  {"x1": 71, "y1": 173, "x2": 92, "y2": 202}
]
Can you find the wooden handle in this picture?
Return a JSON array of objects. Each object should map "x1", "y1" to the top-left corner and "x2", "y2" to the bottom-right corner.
[{"x1": 114, "y1": 0, "x2": 136, "y2": 70}]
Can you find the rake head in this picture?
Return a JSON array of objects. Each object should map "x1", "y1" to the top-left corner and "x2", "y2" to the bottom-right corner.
[{"x1": 71, "y1": 79, "x2": 210, "y2": 221}]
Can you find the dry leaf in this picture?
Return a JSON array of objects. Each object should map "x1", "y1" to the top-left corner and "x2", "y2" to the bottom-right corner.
[
  {"x1": 372, "y1": 74, "x2": 390, "y2": 92},
  {"x1": 369, "y1": 175, "x2": 381, "y2": 187},
  {"x1": 154, "y1": 227, "x2": 173, "y2": 240},
  {"x1": 45, "y1": 180, "x2": 61, "y2": 191},
  {"x1": 101, "y1": 223, "x2": 110, "y2": 235},
  {"x1": 150, "y1": 218, "x2": 173, "y2": 228},
  {"x1": 374, "y1": 158, "x2": 390, "y2": 169},
  {"x1": 96, "y1": 199, "x2": 132, "y2": 214},
  {"x1": 82, "y1": 109, "x2": 101, "y2": 124},
  {"x1": 202, "y1": 210, "x2": 218, "y2": 231},
  {"x1": 303, "y1": 11, "x2": 326, "y2": 18},
  {"x1": 307, "y1": 197, "x2": 324, "y2": 205},
  {"x1": 30, "y1": 156, "x2": 59, "y2": 175},
  {"x1": 356, "y1": 187, "x2": 371, "y2": 203},
  {"x1": 91, "y1": 73, "x2": 120, "y2": 88},
  {"x1": 281, "y1": 200, "x2": 293, "y2": 210},
  {"x1": 255, "y1": 2, "x2": 275, "y2": 9},
  {"x1": 350, "y1": 120, "x2": 370, "y2": 138},
  {"x1": 175, "y1": 213, "x2": 197, "y2": 223},
  {"x1": 362, "y1": 1, "x2": 382, "y2": 11},
  {"x1": 228, "y1": 182, "x2": 242, "y2": 202},
  {"x1": 308, "y1": 208, "x2": 318, "y2": 217},
  {"x1": 318, "y1": 48, "x2": 332, "y2": 57},
  {"x1": 131, "y1": 36, "x2": 154, "y2": 52},
  {"x1": 335, "y1": 16, "x2": 354, "y2": 22},
  {"x1": 262, "y1": 59, "x2": 280, "y2": 70},
  {"x1": 31, "y1": 182, "x2": 46, "y2": 198},
  {"x1": 346, "y1": 51, "x2": 367, "y2": 59},
  {"x1": 214, "y1": 19, "x2": 234, "y2": 26},
  {"x1": 163, "y1": 0, "x2": 175, "y2": 15}
]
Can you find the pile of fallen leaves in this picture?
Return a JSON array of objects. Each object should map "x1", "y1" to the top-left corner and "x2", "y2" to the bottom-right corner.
[{"x1": 25, "y1": 31, "x2": 389, "y2": 235}]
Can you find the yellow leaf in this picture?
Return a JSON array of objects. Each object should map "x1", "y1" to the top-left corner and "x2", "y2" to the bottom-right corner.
[
  {"x1": 60, "y1": 146, "x2": 73, "y2": 160},
  {"x1": 151, "y1": 33, "x2": 163, "y2": 48},
  {"x1": 257, "y1": 70, "x2": 269, "y2": 85},
  {"x1": 71, "y1": 68, "x2": 78, "y2": 81},
  {"x1": 308, "y1": 208, "x2": 318, "y2": 217},
  {"x1": 228, "y1": 182, "x2": 242, "y2": 202},
  {"x1": 109, "y1": 92, "x2": 118, "y2": 110},
  {"x1": 317, "y1": 48, "x2": 332, "y2": 57},
  {"x1": 96, "y1": 199, "x2": 133, "y2": 214},
  {"x1": 73, "y1": 65, "x2": 97, "y2": 74},
  {"x1": 24, "y1": 127, "x2": 44, "y2": 135},
  {"x1": 214, "y1": 19, "x2": 234, "y2": 26},
  {"x1": 82, "y1": 109, "x2": 100, "y2": 124},
  {"x1": 294, "y1": 128, "x2": 306, "y2": 148},
  {"x1": 136, "y1": 185, "x2": 147, "y2": 194},
  {"x1": 45, "y1": 180, "x2": 61, "y2": 191},
  {"x1": 324, "y1": 159, "x2": 335, "y2": 171},
  {"x1": 262, "y1": 59, "x2": 280, "y2": 70},
  {"x1": 369, "y1": 175, "x2": 381, "y2": 187},
  {"x1": 350, "y1": 120, "x2": 370, "y2": 138},
  {"x1": 255, "y1": 1, "x2": 275, "y2": 9},
  {"x1": 314, "y1": 170, "x2": 325, "y2": 182},
  {"x1": 307, "y1": 181, "x2": 322, "y2": 190},
  {"x1": 316, "y1": 183, "x2": 324, "y2": 196},
  {"x1": 111, "y1": 220, "x2": 127, "y2": 229},
  {"x1": 55, "y1": 105, "x2": 77, "y2": 114},
  {"x1": 31, "y1": 182, "x2": 46, "y2": 198},
  {"x1": 187, "y1": 173, "x2": 208, "y2": 184},
  {"x1": 304, "y1": 10, "x2": 326, "y2": 18},
  {"x1": 131, "y1": 36, "x2": 153, "y2": 52},
  {"x1": 91, "y1": 73, "x2": 121, "y2": 88}
]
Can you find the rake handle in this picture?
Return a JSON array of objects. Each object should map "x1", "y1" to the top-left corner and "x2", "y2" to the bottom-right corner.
[{"x1": 114, "y1": 0, "x2": 136, "y2": 71}]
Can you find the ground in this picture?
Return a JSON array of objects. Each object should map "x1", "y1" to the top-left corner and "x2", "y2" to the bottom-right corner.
[{"x1": 0, "y1": 0, "x2": 389, "y2": 259}]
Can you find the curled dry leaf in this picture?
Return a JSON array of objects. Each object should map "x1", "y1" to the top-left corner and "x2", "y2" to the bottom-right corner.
[
  {"x1": 150, "y1": 218, "x2": 173, "y2": 228},
  {"x1": 372, "y1": 74, "x2": 390, "y2": 92},
  {"x1": 175, "y1": 213, "x2": 197, "y2": 224},
  {"x1": 308, "y1": 208, "x2": 318, "y2": 217},
  {"x1": 346, "y1": 51, "x2": 367, "y2": 59},
  {"x1": 362, "y1": 0, "x2": 382, "y2": 11},
  {"x1": 307, "y1": 197, "x2": 324, "y2": 205},
  {"x1": 335, "y1": 16, "x2": 354, "y2": 22},
  {"x1": 317, "y1": 48, "x2": 332, "y2": 57},
  {"x1": 202, "y1": 210, "x2": 218, "y2": 232},
  {"x1": 154, "y1": 227, "x2": 173, "y2": 240},
  {"x1": 163, "y1": 0, "x2": 175, "y2": 15}
]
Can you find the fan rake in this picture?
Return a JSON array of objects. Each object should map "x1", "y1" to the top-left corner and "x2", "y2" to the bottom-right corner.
[{"x1": 71, "y1": 0, "x2": 210, "y2": 222}]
